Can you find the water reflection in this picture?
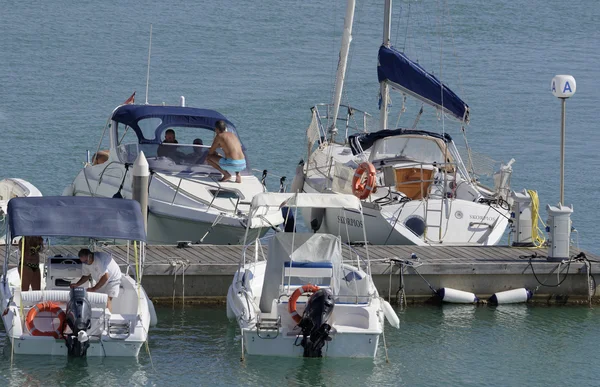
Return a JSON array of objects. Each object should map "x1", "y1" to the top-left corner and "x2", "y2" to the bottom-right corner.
[{"x1": 0, "y1": 351, "x2": 148, "y2": 387}]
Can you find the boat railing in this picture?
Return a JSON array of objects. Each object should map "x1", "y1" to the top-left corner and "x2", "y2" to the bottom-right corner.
[
  {"x1": 311, "y1": 103, "x2": 373, "y2": 143},
  {"x1": 151, "y1": 173, "x2": 248, "y2": 216},
  {"x1": 237, "y1": 236, "x2": 271, "y2": 287}
]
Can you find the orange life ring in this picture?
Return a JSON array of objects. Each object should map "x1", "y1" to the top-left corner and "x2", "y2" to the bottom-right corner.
[
  {"x1": 352, "y1": 162, "x2": 377, "y2": 200},
  {"x1": 26, "y1": 301, "x2": 66, "y2": 339},
  {"x1": 288, "y1": 284, "x2": 320, "y2": 324}
]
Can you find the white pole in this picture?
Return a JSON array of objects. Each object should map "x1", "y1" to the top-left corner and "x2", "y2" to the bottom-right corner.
[
  {"x1": 330, "y1": 0, "x2": 356, "y2": 139},
  {"x1": 560, "y1": 97, "x2": 566, "y2": 204},
  {"x1": 145, "y1": 24, "x2": 153, "y2": 105},
  {"x1": 551, "y1": 74, "x2": 576, "y2": 205},
  {"x1": 380, "y1": 0, "x2": 392, "y2": 130},
  {"x1": 132, "y1": 151, "x2": 150, "y2": 232}
]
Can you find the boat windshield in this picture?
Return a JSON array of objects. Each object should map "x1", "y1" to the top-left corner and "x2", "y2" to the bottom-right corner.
[
  {"x1": 368, "y1": 135, "x2": 449, "y2": 165},
  {"x1": 117, "y1": 125, "x2": 251, "y2": 175}
]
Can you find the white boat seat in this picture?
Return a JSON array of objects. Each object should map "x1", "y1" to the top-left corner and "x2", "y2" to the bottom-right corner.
[
  {"x1": 20, "y1": 290, "x2": 108, "y2": 307},
  {"x1": 283, "y1": 261, "x2": 333, "y2": 278}
]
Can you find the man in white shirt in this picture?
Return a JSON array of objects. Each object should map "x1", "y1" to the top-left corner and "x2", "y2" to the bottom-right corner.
[{"x1": 71, "y1": 248, "x2": 122, "y2": 312}]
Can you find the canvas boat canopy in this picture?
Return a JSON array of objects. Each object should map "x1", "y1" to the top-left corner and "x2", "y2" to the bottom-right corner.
[
  {"x1": 7, "y1": 196, "x2": 146, "y2": 241},
  {"x1": 377, "y1": 45, "x2": 470, "y2": 123},
  {"x1": 111, "y1": 104, "x2": 236, "y2": 143}
]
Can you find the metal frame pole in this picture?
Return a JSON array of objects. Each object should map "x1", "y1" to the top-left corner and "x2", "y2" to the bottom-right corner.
[{"x1": 560, "y1": 98, "x2": 566, "y2": 205}]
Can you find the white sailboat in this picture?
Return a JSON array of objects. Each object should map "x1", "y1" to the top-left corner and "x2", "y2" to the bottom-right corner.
[
  {"x1": 227, "y1": 192, "x2": 399, "y2": 358},
  {"x1": 296, "y1": 0, "x2": 515, "y2": 246}
]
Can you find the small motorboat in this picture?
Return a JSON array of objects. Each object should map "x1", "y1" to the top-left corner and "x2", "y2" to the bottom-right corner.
[
  {"x1": 0, "y1": 178, "x2": 42, "y2": 245},
  {"x1": 227, "y1": 192, "x2": 400, "y2": 358},
  {"x1": 1, "y1": 196, "x2": 155, "y2": 357},
  {"x1": 64, "y1": 101, "x2": 275, "y2": 245}
]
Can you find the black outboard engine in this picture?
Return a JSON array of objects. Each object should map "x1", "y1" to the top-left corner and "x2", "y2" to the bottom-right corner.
[
  {"x1": 298, "y1": 288, "x2": 335, "y2": 357},
  {"x1": 64, "y1": 287, "x2": 92, "y2": 357}
]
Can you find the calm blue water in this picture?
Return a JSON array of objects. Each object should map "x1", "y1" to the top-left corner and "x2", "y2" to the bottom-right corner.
[
  {"x1": 1, "y1": 0, "x2": 599, "y2": 384},
  {"x1": 2, "y1": 304, "x2": 600, "y2": 386}
]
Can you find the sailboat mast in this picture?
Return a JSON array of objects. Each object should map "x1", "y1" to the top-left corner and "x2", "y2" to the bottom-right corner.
[
  {"x1": 380, "y1": 0, "x2": 392, "y2": 130},
  {"x1": 330, "y1": 0, "x2": 356, "y2": 140}
]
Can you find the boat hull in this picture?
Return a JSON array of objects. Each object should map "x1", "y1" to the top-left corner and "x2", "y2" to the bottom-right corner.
[
  {"x1": 242, "y1": 329, "x2": 380, "y2": 358},
  {"x1": 5, "y1": 336, "x2": 144, "y2": 357},
  {"x1": 147, "y1": 211, "x2": 266, "y2": 245},
  {"x1": 303, "y1": 184, "x2": 508, "y2": 246}
]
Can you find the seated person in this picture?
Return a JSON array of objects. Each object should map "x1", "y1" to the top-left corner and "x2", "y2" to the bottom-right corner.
[
  {"x1": 19, "y1": 236, "x2": 44, "y2": 291},
  {"x1": 71, "y1": 248, "x2": 122, "y2": 312},
  {"x1": 157, "y1": 129, "x2": 181, "y2": 159},
  {"x1": 185, "y1": 138, "x2": 208, "y2": 164}
]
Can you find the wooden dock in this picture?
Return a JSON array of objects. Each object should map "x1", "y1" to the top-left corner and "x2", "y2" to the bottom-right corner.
[{"x1": 5, "y1": 243, "x2": 600, "y2": 305}]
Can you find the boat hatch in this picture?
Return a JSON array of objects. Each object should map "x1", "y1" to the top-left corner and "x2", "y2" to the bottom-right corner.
[{"x1": 209, "y1": 189, "x2": 240, "y2": 199}]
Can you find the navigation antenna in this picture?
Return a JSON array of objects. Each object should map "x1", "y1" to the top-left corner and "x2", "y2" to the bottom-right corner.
[{"x1": 145, "y1": 24, "x2": 153, "y2": 105}]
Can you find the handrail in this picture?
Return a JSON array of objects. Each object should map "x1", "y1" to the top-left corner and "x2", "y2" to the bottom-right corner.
[
  {"x1": 312, "y1": 103, "x2": 372, "y2": 143},
  {"x1": 152, "y1": 173, "x2": 245, "y2": 215}
]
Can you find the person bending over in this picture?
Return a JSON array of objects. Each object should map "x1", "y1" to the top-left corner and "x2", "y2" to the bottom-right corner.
[
  {"x1": 71, "y1": 248, "x2": 122, "y2": 312},
  {"x1": 207, "y1": 120, "x2": 246, "y2": 183}
]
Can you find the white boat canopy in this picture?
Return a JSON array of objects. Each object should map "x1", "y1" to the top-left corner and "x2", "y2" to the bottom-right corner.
[{"x1": 250, "y1": 192, "x2": 362, "y2": 212}]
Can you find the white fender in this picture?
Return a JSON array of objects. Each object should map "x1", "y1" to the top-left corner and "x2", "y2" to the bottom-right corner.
[
  {"x1": 147, "y1": 297, "x2": 158, "y2": 327},
  {"x1": 226, "y1": 299, "x2": 235, "y2": 320},
  {"x1": 488, "y1": 288, "x2": 532, "y2": 305},
  {"x1": 382, "y1": 300, "x2": 400, "y2": 329},
  {"x1": 290, "y1": 162, "x2": 305, "y2": 193},
  {"x1": 2, "y1": 306, "x2": 23, "y2": 337},
  {"x1": 438, "y1": 288, "x2": 478, "y2": 303}
]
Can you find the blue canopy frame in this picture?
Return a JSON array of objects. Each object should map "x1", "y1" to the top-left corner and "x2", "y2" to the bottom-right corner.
[
  {"x1": 111, "y1": 104, "x2": 238, "y2": 145},
  {"x1": 7, "y1": 196, "x2": 146, "y2": 242}
]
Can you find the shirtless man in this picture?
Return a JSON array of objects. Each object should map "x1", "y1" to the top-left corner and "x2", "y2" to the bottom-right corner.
[{"x1": 207, "y1": 120, "x2": 246, "y2": 183}]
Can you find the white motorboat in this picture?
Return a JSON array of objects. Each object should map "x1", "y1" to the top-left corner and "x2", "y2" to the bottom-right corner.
[
  {"x1": 0, "y1": 178, "x2": 42, "y2": 245},
  {"x1": 1, "y1": 196, "x2": 155, "y2": 357},
  {"x1": 295, "y1": 0, "x2": 515, "y2": 246},
  {"x1": 227, "y1": 192, "x2": 400, "y2": 358},
  {"x1": 64, "y1": 101, "x2": 275, "y2": 245}
]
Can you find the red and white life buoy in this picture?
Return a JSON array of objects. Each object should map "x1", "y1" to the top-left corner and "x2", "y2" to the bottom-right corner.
[
  {"x1": 287, "y1": 284, "x2": 320, "y2": 324},
  {"x1": 26, "y1": 301, "x2": 66, "y2": 339},
  {"x1": 352, "y1": 162, "x2": 377, "y2": 200}
]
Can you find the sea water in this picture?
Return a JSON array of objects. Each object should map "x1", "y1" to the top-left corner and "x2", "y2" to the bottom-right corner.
[{"x1": 1, "y1": 0, "x2": 599, "y2": 385}]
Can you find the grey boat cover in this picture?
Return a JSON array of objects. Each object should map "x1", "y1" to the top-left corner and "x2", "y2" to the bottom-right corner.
[
  {"x1": 7, "y1": 196, "x2": 146, "y2": 241},
  {"x1": 259, "y1": 233, "x2": 342, "y2": 313}
]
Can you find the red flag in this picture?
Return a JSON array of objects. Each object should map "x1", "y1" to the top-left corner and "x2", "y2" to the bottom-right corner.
[{"x1": 124, "y1": 91, "x2": 135, "y2": 105}]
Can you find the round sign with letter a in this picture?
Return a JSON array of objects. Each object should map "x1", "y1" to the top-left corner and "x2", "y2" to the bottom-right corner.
[{"x1": 551, "y1": 75, "x2": 576, "y2": 98}]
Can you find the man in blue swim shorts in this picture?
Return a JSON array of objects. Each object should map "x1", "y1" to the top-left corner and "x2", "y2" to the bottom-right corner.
[{"x1": 207, "y1": 120, "x2": 247, "y2": 183}]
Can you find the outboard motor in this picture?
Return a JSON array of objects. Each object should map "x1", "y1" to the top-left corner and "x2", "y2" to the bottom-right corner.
[
  {"x1": 298, "y1": 288, "x2": 335, "y2": 357},
  {"x1": 64, "y1": 287, "x2": 92, "y2": 357}
]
